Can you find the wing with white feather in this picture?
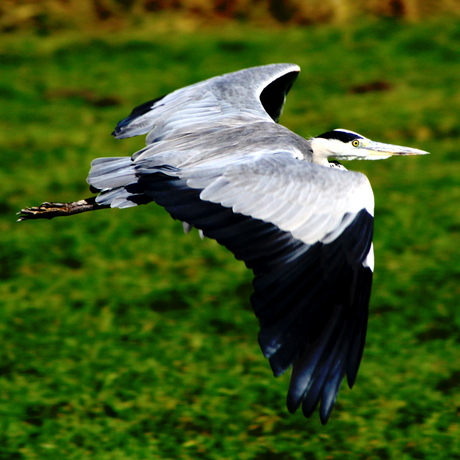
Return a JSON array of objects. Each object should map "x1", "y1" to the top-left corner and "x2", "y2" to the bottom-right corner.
[
  {"x1": 87, "y1": 62, "x2": 374, "y2": 423},
  {"x1": 112, "y1": 64, "x2": 300, "y2": 144},
  {"x1": 20, "y1": 62, "x2": 385, "y2": 424},
  {"x1": 126, "y1": 152, "x2": 374, "y2": 424}
]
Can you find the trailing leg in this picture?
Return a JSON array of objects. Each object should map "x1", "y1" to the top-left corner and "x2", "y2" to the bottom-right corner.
[{"x1": 17, "y1": 197, "x2": 108, "y2": 221}]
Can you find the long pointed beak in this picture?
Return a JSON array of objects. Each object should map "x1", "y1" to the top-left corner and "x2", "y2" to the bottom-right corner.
[{"x1": 365, "y1": 140, "x2": 429, "y2": 157}]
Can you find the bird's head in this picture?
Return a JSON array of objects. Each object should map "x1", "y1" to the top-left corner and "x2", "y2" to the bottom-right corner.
[{"x1": 310, "y1": 129, "x2": 429, "y2": 165}]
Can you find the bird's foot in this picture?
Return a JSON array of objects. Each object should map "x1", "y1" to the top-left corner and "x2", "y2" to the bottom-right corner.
[{"x1": 17, "y1": 198, "x2": 105, "y2": 221}]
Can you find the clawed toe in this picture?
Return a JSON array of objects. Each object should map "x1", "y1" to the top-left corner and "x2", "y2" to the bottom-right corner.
[
  {"x1": 17, "y1": 202, "x2": 69, "y2": 221},
  {"x1": 17, "y1": 197, "x2": 105, "y2": 221}
]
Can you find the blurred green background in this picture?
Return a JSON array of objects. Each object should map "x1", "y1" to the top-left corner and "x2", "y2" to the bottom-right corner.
[{"x1": 1, "y1": 1, "x2": 459, "y2": 459}]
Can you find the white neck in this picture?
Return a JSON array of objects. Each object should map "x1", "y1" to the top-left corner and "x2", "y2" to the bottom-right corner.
[{"x1": 310, "y1": 138, "x2": 358, "y2": 164}]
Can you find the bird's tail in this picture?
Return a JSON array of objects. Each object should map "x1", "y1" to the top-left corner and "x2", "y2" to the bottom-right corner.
[{"x1": 87, "y1": 157, "x2": 152, "y2": 208}]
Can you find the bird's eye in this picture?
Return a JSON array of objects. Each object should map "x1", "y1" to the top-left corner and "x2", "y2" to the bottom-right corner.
[{"x1": 351, "y1": 139, "x2": 360, "y2": 147}]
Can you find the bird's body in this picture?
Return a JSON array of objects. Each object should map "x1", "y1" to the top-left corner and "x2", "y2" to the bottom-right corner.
[{"x1": 19, "y1": 63, "x2": 428, "y2": 424}]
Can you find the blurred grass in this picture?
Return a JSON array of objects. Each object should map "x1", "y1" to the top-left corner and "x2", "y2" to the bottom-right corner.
[{"x1": 0, "y1": 19, "x2": 459, "y2": 460}]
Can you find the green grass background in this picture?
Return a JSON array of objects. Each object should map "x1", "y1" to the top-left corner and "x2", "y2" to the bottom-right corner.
[{"x1": 1, "y1": 18, "x2": 459, "y2": 459}]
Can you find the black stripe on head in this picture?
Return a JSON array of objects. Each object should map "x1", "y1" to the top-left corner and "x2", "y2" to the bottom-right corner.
[{"x1": 316, "y1": 130, "x2": 364, "y2": 143}]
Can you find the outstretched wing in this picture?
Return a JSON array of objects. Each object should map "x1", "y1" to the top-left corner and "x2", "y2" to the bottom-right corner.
[
  {"x1": 89, "y1": 146, "x2": 374, "y2": 424},
  {"x1": 88, "y1": 64, "x2": 374, "y2": 423},
  {"x1": 112, "y1": 63, "x2": 300, "y2": 144}
]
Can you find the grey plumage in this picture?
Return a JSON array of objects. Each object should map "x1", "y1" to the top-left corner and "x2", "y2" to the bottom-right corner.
[
  {"x1": 88, "y1": 63, "x2": 374, "y2": 424},
  {"x1": 20, "y1": 63, "x2": 428, "y2": 424}
]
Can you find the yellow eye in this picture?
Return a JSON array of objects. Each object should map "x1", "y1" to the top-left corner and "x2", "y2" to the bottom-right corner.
[{"x1": 351, "y1": 139, "x2": 360, "y2": 147}]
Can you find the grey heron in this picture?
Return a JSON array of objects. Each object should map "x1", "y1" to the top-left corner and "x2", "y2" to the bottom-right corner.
[{"x1": 18, "y1": 63, "x2": 428, "y2": 424}]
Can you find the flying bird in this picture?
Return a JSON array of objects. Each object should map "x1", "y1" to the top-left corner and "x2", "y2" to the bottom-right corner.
[{"x1": 18, "y1": 64, "x2": 428, "y2": 424}]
